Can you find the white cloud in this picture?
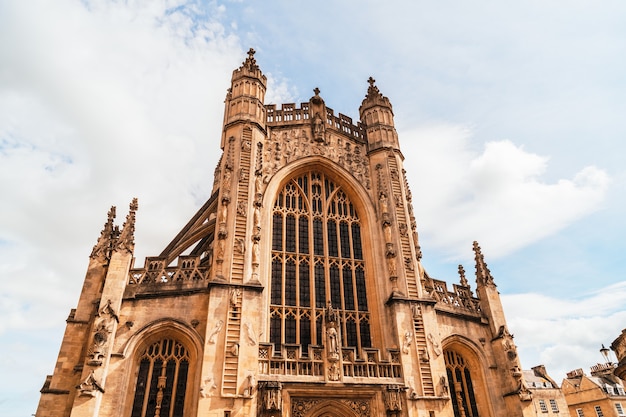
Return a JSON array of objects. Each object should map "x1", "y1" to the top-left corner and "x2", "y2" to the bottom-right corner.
[
  {"x1": 404, "y1": 125, "x2": 610, "y2": 260},
  {"x1": 503, "y1": 283, "x2": 626, "y2": 380}
]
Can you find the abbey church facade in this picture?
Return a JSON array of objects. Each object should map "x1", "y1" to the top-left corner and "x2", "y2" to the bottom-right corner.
[{"x1": 37, "y1": 50, "x2": 544, "y2": 417}]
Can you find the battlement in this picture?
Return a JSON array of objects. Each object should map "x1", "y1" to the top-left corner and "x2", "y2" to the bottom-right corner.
[{"x1": 265, "y1": 103, "x2": 366, "y2": 142}]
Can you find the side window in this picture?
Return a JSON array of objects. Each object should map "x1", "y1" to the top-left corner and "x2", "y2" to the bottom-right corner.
[{"x1": 130, "y1": 338, "x2": 190, "y2": 417}]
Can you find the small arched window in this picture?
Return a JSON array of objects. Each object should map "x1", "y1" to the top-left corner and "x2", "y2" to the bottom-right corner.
[
  {"x1": 130, "y1": 338, "x2": 190, "y2": 417},
  {"x1": 270, "y1": 171, "x2": 371, "y2": 354},
  {"x1": 445, "y1": 349, "x2": 480, "y2": 417}
]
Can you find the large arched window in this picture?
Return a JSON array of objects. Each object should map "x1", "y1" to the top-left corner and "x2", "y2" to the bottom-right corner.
[
  {"x1": 270, "y1": 171, "x2": 371, "y2": 354},
  {"x1": 130, "y1": 338, "x2": 190, "y2": 417},
  {"x1": 445, "y1": 349, "x2": 480, "y2": 417}
]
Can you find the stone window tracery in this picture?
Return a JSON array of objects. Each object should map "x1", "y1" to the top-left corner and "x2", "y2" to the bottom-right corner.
[
  {"x1": 270, "y1": 171, "x2": 371, "y2": 355},
  {"x1": 130, "y1": 338, "x2": 190, "y2": 417},
  {"x1": 445, "y1": 349, "x2": 480, "y2": 417}
]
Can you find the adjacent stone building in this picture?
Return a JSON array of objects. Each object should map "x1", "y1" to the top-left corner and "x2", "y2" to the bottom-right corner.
[
  {"x1": 562, "y1": 365, "x2": 626, "y2": 417},
  {"x1": 525, "y1": 365, "x2": 571, "y2": 416},
  {"x1": 36, "y1": 50, "x2": 553, "y2": 417}
]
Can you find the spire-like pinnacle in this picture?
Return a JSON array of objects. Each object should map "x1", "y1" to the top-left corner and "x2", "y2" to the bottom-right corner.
[
  {"x1": 458, "y1": 265, "x2": 468, "y2": 287},
  {"x1": 117, "y1": 198, "x2": 138, "y2": 254},
  {"x1": 90, "y1": 206, "x2": 118, "y2": 262},
  {"x1": 473, "y1": 241, "x2": 495, "y2": 287}
]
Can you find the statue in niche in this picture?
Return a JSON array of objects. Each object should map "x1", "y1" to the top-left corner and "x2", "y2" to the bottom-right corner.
[
  {"x1": 312, "y1": 112, "x2": 325, "y2": 143},
  {"x1": 327, "y1": 326, "x2": 339, "y2": 359}
]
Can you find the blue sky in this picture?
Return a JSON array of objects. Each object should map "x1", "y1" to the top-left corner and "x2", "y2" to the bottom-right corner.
[{"x1": 1, "y1": 1, "x2": 626, "y2": 415}]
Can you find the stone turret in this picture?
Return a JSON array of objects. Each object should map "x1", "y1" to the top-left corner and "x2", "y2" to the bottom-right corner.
[
  {"x1": 222, "y1": 48, "x2": 267, "y2": 148},
  {"x1": 359, "y1": 77, "x2": 399, "y2": 151}
]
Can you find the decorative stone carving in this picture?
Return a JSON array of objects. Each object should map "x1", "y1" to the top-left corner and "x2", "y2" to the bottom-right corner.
[
  {"x1": 87, "y1": 299, "x2": 118, "y2": 366},
  {"x1": 402, "y1": 331, "x2": 412, "y2": 354},
  {"x1": 90, "y1": 206, "x2": 117, "y2": 262},
  {"x1": 438, "y1": 375, "x2": 449, "y2": 397},
  {"x1": 200, "y1": 375, "x2": 217, "y2": 398},
  {"x1": 511, "y1": 365, "x2": 533, "y2": 401},
  {"x1": 496, "y1": 325, "x2": 518, "y2": 361},
  {"x1": 236, "y1": 200, "x2": 247, "y2": 217},
  {"x1": 383, "y1": 385, "x2": 404, "y2": 412},
  {"x1": 116, "y1": 198, "x2": 138, "y2": 254},
  {"x1": 259, "y1": 381, "x2": 282, "y2": 412},
  {"x1": 291, "y1": 398, "x2": 371, "y2": 417},
  {"x1": 244, "y1": 322, "x2": 257, "y2": 346},
  {"x1": 234, "y1": 238, "x2": 245, "y2": 255},
  {"x1": 263, "y1": 127, "x2": 370, "y2": 189},
  {"x1": 327, "y1": 326, "x2": 340, "y2": 360},
  {"x1": 207, "y1": 320, "x2": 223, "y2": 344},
  {"x1": 230, "y1": 288, "x2": 241, "y2": 309},
  {"x1": 406, "y1": 377, "x2": 419, "y2": 399},
  {"x1": 328, "y1": 363, "x2": 341, "y2": 381},
  {"x1": 76, "y1": 370, "x2": 104, "y2": 397},
  {"x1": 427, "y1": 333, "x2": 442, "y2": 357},
  {"x1": 243, "y1": 373, "x2": 256, "y2": 397},
  {"x1": 231, "y1": 342, "x2": 239, "y2": 356}
]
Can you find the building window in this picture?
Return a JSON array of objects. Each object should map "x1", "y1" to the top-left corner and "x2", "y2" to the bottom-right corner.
[
  {"x1": 270, "y1": 172, "x2": 371, "y2": 353},
  {"x1": 445, "y1": 350, "x2": 479, "y2": 417},
  {"x1": 595, "y1": 405, "x2": 604, "y2": 417},
  {"x1": 550, "y1": 399, "x2": 559, "y2": 413},
  {"x1": 130, "y1": 338, "x2": 189, "y2": 417},
  {"x1": 616, "y1": 403, "x2": 625, "y2": 416},
  {"x1": 538, "y1": 399, "x2": 548, "y2": 413},
  {"x1": 576, "y1": 409, "x2": 584, "y2": 417}
]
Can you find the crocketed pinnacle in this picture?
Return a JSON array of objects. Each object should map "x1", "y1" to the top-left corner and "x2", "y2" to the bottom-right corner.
[
  {"x1": 117, "y1": 198, "x2": 138, "y2": 254},
  {"x1": 473, "y1": 241, "x2": 495, "y2": 287},
  {"x1": 90, "y1": 206, "x2": 118, "y2": 262}
]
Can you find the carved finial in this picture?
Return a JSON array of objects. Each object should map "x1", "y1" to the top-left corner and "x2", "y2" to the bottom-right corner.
[
  {"x1": 117, "y1": 198, "x2": 138, "y2": 254},
  {"x1": 90, "y1": 205, "x2": 118, "y2": 262},
  {"x1": 361, "y1": 76, "x2": 392, "y2": 112},
  {"x1": 241, "y1": 47, "x2": 259, "y2": 71},
  {"x1": 458, "y1": 265, "x2": 468, "y2": 287},
  {"x1": 473, "y1": 241, "x2": 495, "y2": 287},
  {"x1": 313, "y1": 87, "x2": 320, "y2": 96},
  {"x1": 365, "y1": 76, "x2": 382, "y2": 99}
]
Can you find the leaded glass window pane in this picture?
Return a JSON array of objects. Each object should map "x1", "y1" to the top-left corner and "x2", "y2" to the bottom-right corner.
[
  {"x1": 130, "y1": 339, "x2": 189, "y2": 417},
  {"x1": 270, "y1": 171, "x2": 372, "y2": 353}
]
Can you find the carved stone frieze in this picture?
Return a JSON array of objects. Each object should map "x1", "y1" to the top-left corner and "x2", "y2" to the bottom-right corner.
[
  {"x1": 292, "y1": 398, "x2": 371, "y2": 417},
  {"x1": 263, "y1": 128, "x2": 370, "y2": 189}
]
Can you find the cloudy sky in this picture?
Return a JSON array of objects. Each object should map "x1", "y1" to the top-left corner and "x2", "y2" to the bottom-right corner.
[{"x1": 1, "y1": 1, "x2": 625, "y2": 415}]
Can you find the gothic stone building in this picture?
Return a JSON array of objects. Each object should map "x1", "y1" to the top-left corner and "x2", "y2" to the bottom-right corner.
[{"x1": 37, "y1": 50, "x2": 543, "y2": 417}]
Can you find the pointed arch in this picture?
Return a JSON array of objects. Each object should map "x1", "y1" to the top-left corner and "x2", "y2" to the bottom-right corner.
[
  {"x1": 119, "y1": 319, "x2": 203, "y2": 417},
  {"x1": 260, "y1": 156, "x2": 384, "y2": 356},
  {"x1": 306, "y1": 400, "x2": 360, "y2": 417},
  {"x1": 442, "y1": 335, "x2": 495, "y2": 417}
]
